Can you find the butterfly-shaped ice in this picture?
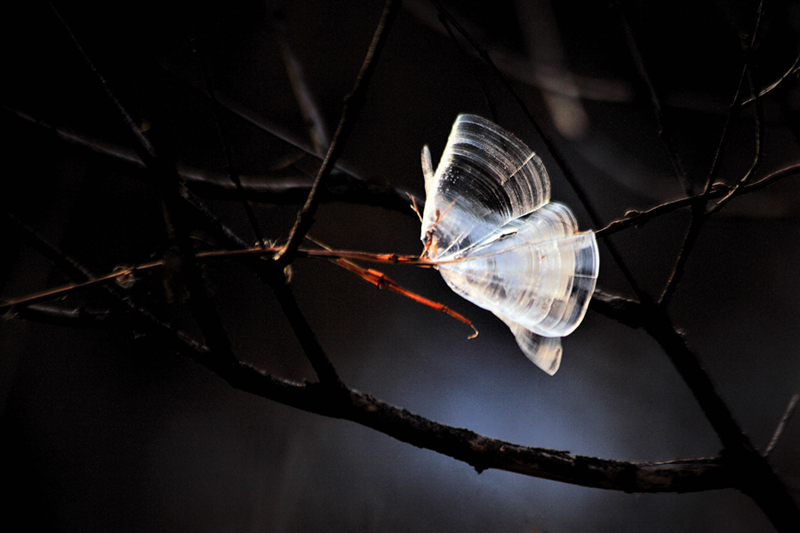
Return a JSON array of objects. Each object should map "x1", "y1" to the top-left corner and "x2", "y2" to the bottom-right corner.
[{"x1": 420, "y1": 114, "x2": 599, "y2": 375}]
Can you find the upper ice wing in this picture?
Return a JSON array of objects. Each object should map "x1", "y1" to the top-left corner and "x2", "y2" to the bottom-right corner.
[{"x1": 420, "y1": 114, "x2": 551, "y2": 259}]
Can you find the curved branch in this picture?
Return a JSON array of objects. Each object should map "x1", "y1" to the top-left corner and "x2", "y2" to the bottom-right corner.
[
  {"x1": 616, "y1": 0, "x2": 692, "y2": 195},
  {"x1": 589, "y1": 289, "x2": 644, "y2": 328},
  {"x1": 157, "y1": 330, "x2": 733, "y2": 494},
  {"x1": 279, "y1": 0, "x2": 404, "y2": 263},
  {"x1": 4, "y1": 107, "x2": 420, "y2": 218},
  {"x1": 251, "y1": 377, "x2": 731, "y2": 493},
  {"x1": 2, "y1": 233, "x2": 732, "y2": 496},
  {"x1": 185, "y1": 170, "x2": 419, "y2": 215},
  {"x1": 595, "y1": 163, "x2": 800, "y2": 239},
  {"x1": 6, "y1": 304, "x2": 127, "y2": 329}
]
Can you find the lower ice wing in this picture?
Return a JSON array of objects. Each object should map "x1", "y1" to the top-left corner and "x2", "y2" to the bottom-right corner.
[{"x1": 437, "y1": 214, "x2": 598, "y2": 374}]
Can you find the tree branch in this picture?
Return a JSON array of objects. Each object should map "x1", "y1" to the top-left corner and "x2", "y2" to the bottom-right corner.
[
  {"x1": 595, "y1": 162, "x2": 800, "y2": 239},
  {"x1": 588, "y1": 289, "x2": 644, "y2": 328},
  {"x1": 279, "y1": 0, "x2": 404, "y2": 264},
  {"x1": 4, "y1": 213, "x2": 736, "y2": 497},
  {"x1": 194, "y1": 32, "x2": 267, "y2": 248},
  {"x1": 5, "y1": 304, "x2": 127, "y2": 329},
  {"x1": 274, "y1": 10, "x2": 331, "y2": 156},
  {"x1": 765, "y1": 394, "x2": 800, "y2": 457},
  {"x1": 106, "y1": 308, "x2": 733, "y2": 495},
  {"x1": 640, "y1": 301, "x2": 800, "y2": 530},
  {"x1": 616, "y1": 0, "x2": 693, "y2": 195},
  {"x1": 4, "y1": 105, "x2": 419, "y2": 219}
]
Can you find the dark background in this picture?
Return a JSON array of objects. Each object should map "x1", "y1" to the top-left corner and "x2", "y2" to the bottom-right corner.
[{"x1": 2, "y1": 1, "x2": 799, "y2": 531}]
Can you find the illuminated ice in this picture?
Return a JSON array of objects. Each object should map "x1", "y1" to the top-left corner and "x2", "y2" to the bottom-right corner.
[{"x1": 420, "y1": 114, "x2": 599, "y2": 375}]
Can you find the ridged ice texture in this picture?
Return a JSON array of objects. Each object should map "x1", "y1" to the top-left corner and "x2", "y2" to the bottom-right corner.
[{"x1": 421, "y1": 114, "x2": 599, "y2": 375}]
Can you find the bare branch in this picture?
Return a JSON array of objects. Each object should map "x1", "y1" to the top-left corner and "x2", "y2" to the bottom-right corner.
[
  {"x1": 5, "y1": 304, "x2": 127, "y2": 329},
  {"x1": 51, "y1": 2, "x2": 243, "y2": 371},
  {"x1": 290, "y1": 385, "x2": 731, "y2": 494},
  {"x1": 122, "y1": 317, "x2": 732, "y2": 495},
  {"x1": 0, "y1": 247, "x2": 435, "y2": 314},
  {"x1": 274, "y1": 12, "x2": 331, "y2": 156},
  {"x1": 589, "y1": 289, "x2": 644, "y2": 328},
  {"x1": 4, "y1": 212, "x2": 211, "y2": 364},
  {"x1": 616, "y1": 0, "x2": 693, "y2": 195},
  {"x1": 4, "y1": 106, "x2": 419, "y2": 219},
  {"x1": 279, "y1": 0, "x2": 404, "y2": 264},
  {"x1": 702, "y1": 0, "x2": 765, "y2": 196},
  {"x1": 194, "y1": 33, "x2": 267, "y2": 248},
  {"x1": 739, "y1": 52, "x2": 800, "y2": 106},
  {"x1": 657, "y1": 202, "x2": 704, "y2": 305},
  {"x1": 659, "y1": 60, "x2": 765, "y2": 306},
  {"x1": 765, "y1": 394, "x2": 800, "y2": 457},
  {"x1": 639, "y1": 301, "x2": 800, "y2": 530},
  {"x1": 708, "y1": 78, "x2": 765, "y2": 214},
  {"x1": 596, "y1": 163, "x2": 800, "y2": 239},
  {"x1": 184, "y1": 171, "x2": 419, "y2": 215},
  {"x1": 0, "y1": 218, "x2": 781, "y2": 500}
]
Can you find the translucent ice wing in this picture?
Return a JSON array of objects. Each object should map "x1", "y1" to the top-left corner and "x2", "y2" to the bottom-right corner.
[
  {"x1": 496, "y1": 314, "x2": 563, "y2": 375},
  {"x1": 420, "y1": 114, "x2": 551, "y2": 258},
  {"x1": 438, "y1": 225, "x2": 599, "y2": 338},
  {"x1": 418, "y1": 115, "x2": 599, "y2": 374},
  {"x1": 464, "y1": 202, "x2": 579, "y2": 256}
]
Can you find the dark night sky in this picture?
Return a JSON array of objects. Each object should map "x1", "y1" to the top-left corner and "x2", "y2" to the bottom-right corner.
[{"x1": 2, "y1": 1, "x2": 800, "y2": 531}]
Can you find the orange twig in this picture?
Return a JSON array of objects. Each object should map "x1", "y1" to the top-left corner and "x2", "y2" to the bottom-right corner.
[
  {"x1": 0, "y1": 247, "x2": 456, "y2": 315},
  {"x1": 334, "y1": 258, "x2": 478, "y2": 338}
]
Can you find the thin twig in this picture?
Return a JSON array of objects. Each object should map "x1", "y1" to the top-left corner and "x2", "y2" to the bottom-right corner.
[
  {"x1": 658, "y1": 71, "x2": 764, "y2": 304},
  {"x1": 595, "y1": 162, "x2": 800, "y2": 239},
  {"x1": 765, "y1": 394, "x2": 800, "y2": 456},
  {"x1": 3, "y1": 212, "x2": 213, "y2": 363},
  {"x1": 47, "y1": 2, "x2": 157, "y2": 161},
  {"x1": 0, "y1": 268, "x2": 140, "y2": 311},
  {"x1": 267, "y1": 271, "x2": 345, "y2": 387},
  {"x1": 275, "y1": 12, "x2": 331, "y2": 156},
  {"x1": 588, "y1": 289, "x2": 645, "y2": 329},
  {"x1": 657, "y1": 202, "x2": 704, "y2": 305},
  {"x1": 52, "y1": 2, "x2": 240, "y2": 367},
  {"x1": 708, "y1": 79, "x2": 765, "y2": 214},
  {"x1": 616, "y1": 0, "x2": 692, "y2": 195},
  {"x1": 0, "y1": 246, "x2": 438, "y2": 313},
  {"x1": 6, "y1": 304, "x2": 128, "y2": 329},
  {"x1": 5, "y1": 104, "x2": 419, "y2": 217},
  {"x1": 193, "y1": 34, "x2": 267, "y2": 248},
  {"x1": 185, "y1": 170, "x2": 421, "y2": 215},
  {"x1": 657, "y1": 1, "x2": 767, "y2": 307},
  {"x1": 279, "y1": 0, "x2": 404, "y2": 264},
  {"x1": 738, "y1": 56, "x2": 800, "y2": 107}
]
